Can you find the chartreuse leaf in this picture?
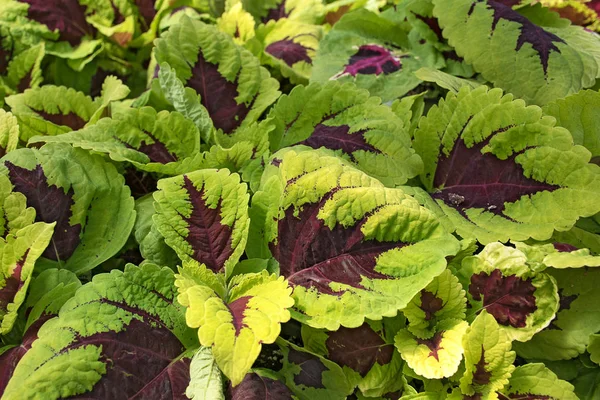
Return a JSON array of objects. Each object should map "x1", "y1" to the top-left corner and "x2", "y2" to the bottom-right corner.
[
  {"x1": 251, "y1": 147, "x2": 459, "y2": 330},
  {"x1": 0, "y1": 110, "x2": 19, "y2": 158},
  {"x1": 267, "y1": 81, "x2": 423, "y2": 186},
  {"x1": 460, "y1": 311, "x2": 516, "y2": 399},
  {"x1": 514, "y1": 241, "x2": 600, "y2": 269},
  {"x1": 278, "y1": 338, "x2": 355, "y2": 400},
  {"x1": 155, "y1": 16, "x2": 280, "y2": 134},
  {"x1": 29, "y1": 106, "x2": 201, "y2": 174},
  {"x1": 186, "y1": 346, "x2": 225, "y2": 400},
  {"x1": 395, "y1": 319, "x2": 469, "y2": 379},
  {"x1": 588, "y1": 334, "x2": 600, "y2": 365},
  {"x1": 499, "y1": 363, "x2": 578, "y2": 400},
  {"x1": 462, "y1": 243, "x2": 559, "y2": 342},
  {"x1": 0, "y1": 221, "x2": 54, "y2": 334},
  {"x1": 513, "y1": 267, "x2": 600, "y2": 360},
  {"x1": 87, "y1": 75, "x2": 130, "y2": 125},
  {"x1": 175, "y1": 261, "x2": 294, "y2": 386},
  {"x1": 241, "y1": 0, "x2": 324, "y2": 24},
  {"x1": 413, "y1": 85, "x2": 600, "y2": 244},
  {"x1": 0, "y1": 143, "x2": 136, "y2": 274},
  {"x1": 0, "y1": 174, "x2": 35, "y2": 237},
  {"x1": 403, "y1": 269, "x2": 467, "y2": 339},
  {"x1": 0, "y1": 42, "x2": 45, "y2": 100},
  {"x1": 153, "y1": 169, "x2": 250, "y2": 275},
  {"x1": 217, "y1": 2, "x2": 256, "y2": 45},
  {"x1": 311, "y1": 9, "x2": 432, "y2": 102},
  {"x1": 1, "y1": 263, "x2": 197, "y2": 400},
  {"x1": 433, "y1": 0, "x2": 600, "y2": 105}
]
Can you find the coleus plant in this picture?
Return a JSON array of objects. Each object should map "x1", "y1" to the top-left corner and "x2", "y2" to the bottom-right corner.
[{"x1": 0, "y1": 0, "x2": 600, "y2": 399}]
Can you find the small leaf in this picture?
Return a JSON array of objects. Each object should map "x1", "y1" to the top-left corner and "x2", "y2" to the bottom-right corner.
[{"x1": 186, "y1": 347, "x2": 225, "y2": 400}]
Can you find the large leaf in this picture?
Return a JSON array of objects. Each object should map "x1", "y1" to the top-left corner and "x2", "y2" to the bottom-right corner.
[
  {"x1": 499, "y1": 363, "x2": 578, "y2": 400},
  {"x1": 0, "y1": 143, "x2": 136, "y2": 274},
  {"x1": 413, "y1": 85, "x2": 600, "y2": 243},
  {"x1": 228, "y1": 370, "x2": 296, "y2": 400},
  {"x1": 1, "y1": 263, "x2": 198, "y2": 400},
  {"x1": 433, "y1": 0, "x2": 600, "y2": 105},
  {"x1": 176, "y1": 262, "x2": 294, "y2": 386},
  {"x1": 250, "y1": 147, "x2": 459, "y2": 330},
  {"x1": 155, "y1": 16, "x2": 280, "y2": 134},
  {"x1": 153, "y1": 169, "x2": 250, "y2": 275},
  {"x1": 266, "y1": 81, "x2": 423, "y2": 186}
]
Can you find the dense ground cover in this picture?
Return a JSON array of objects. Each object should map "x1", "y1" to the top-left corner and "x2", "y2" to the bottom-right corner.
[{"x1": 0, "y1": 0, "x2": 600, "y2": 399}]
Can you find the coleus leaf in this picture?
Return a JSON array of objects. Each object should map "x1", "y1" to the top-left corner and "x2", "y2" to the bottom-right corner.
[
  {"x1": 228, "y1": 369, "x2": 296, "y2": 400},
  {"x1": 0, "y1": 110, "x2": 19, "y2": 158},
  {"x1": 29, "y1": 106, "x2": 202, "y2": 173},
  {"x1": 217, "y1": 3, "x2": 256, "y2": 45},
  {"x1": 432, "y1": 0, "x2": 600, "y2": 105},
  {"x1": 153, "y1": 169, "x2": 250, "y2": 275},
  {"x1": 498, "y1": 363, "x2": 578, "y2": 400},
  {"x1": 402, "y1": 269, "x2": 467, "y2": 339},
  {"x1": 461, "y1": 242, "x2": 559, "y2": 341},
  {"x1": 0, "y1": 173, "x2": 36, "y2": 237},
  {"x1": 0, "y1": 42, "x2": 45, "y2": 102},
  {"x1": 1, "y1": 263, "x2": 198, "y2": 400},
  {"x1": 394, "y1": 319, "x2": 469, "y2": 379},
  {"x1": 459, "y1": 311, "x2": 516, "y2": 398},
  {"x1": 175, "y1": 261, "x2": 294, "y2": 386},
  {"x1": 186, "y1": 346, "x2": 225, "y2": 400},
  {"x1": 0, "y1": 221, "x2": 54, "y2": 334},
  {"x1": 513, "y1": 267, "x2": 600, "y2": 360},
  {"x1": 301, "y1": 319, "x2": 406, "y2": 397},
  {"x1": 311, "y1": 9, "x2": 432, "y2": 102},
  {"x1": 278, "y1": 338, "x2": 355, "y2": 400},
  {"x1": 155, "y1": 16, "x2": 280, "y2": 134},
  {"x1": 413, "y1": 85, "x2": 600, "y2": 244},
  {"x1": 514, "y1": 241, "x2": 600, "y2": 269},
  {"x1": 241, "y1": 0, "x2": 325, "y2": 24},
  {"x1": 251, "y1": 147, "x2": 459, "y2": 330},
  {"x1": 266, "y1": 82, "x2": 424, "y2": 186},
  {"x1": 0, "y1": 143, "x2": 136, "y2": 274}
]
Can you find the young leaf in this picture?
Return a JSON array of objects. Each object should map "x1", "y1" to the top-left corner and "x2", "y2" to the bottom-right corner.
[
  {"x1": 155, "y1": 16, "x2": 280, "y2": 134},
  {"x1": 176, "y1": 262, "x2": 294, "y2": 386},
  {"x1": 460, "y1": 311, "x2": 516, "y2": 398},
  {"x1": 186, "y1": 347, "x2": 225, "y2": 400},
  {"x1": 0, "y1": 110, "x2": 19, "y2": 157},
  {"x1": 252, "y1": 147, "x2": 459, "y2": 330},
  {"x1": 1, "y1": 143, "x2": 136, "y2": 274},
  {"x1": 267, "y1": 82, "x2": 424, "y2": 186},
  {"x1": 413, "y1": 85, "x2": 600, "y2": 244},
  {"x1": 217, "y1": 3, "x2": 256, "y2": 45},
  {"x1": 1, "y1": 263, "x2": 198, "y2": 400},
  {"x1": 153, "y1": 169, "x2": 250, "y2": 275}
]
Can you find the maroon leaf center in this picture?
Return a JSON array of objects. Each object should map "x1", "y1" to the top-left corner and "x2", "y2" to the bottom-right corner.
[
  {"x1": 299, "y1": 124, "x2": 381, "y2": 159},
  {"x1": 343, "y1": 45, "x2": 402, "y2": 76},
  {"x1": 0, "y1": 250, "x2": 29, "y2": 314},
  {"x1": 265, "y1": 37, "x2": 313, "y2": 67},
  {"x1": 34, "y1": 110, "x2": 87, "y2": 131},
  {"x1": 420, "y1": 290, "x2": 444, "y2": 321},
  {"x1": 415, "y1": 331, "x2": 445, "y2": 361}
]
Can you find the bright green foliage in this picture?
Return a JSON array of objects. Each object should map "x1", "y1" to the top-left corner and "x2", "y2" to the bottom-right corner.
[
  {"x1": 500, "y1": 364, "x2": 578, "y2": 400},
  {"x1": 515, "y1": 241, "x2": 600, "y2": 269},
  {"x1": 218, "y1": 3, "x2": 256, "y2": 45},
  {"x1": 0, "y1": 110, "x2": 19, "y2": 158},
  {"x1": 186, "y1": 346, "x2": 225, "y2": 400}
]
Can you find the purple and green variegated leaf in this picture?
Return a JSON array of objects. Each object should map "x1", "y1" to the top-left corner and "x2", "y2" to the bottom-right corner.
[
  {"x1": 29, "y1": 106, "x2": 202, "y2": 174},
  {"x1": 0, "y1": 143, "x2": 136, "y2": 274},
  {"x1": 461, "y1": 243, "x2": 559, "y2": 342},
  {"x1": 176, "y1": 261, "x2": 294, "y2": 386},
  {"x1": 278, "y1": 338, "x2": 355, "y2": 400},
  {"x1": 311, "y1": 9, "x2": 439, "y2": 102},
  {"x1": 153, "y1": 169, "x2": 250, "y2": 275},
  {"x1": 302, "y1": 320, "x2": 407, "y2": 398},
  {"x1": 394, "y1": 319, "x2": 469, "y2": 379},
  {"x1": 413, "y1": 85, "x2": 600, "y2": 244},
  {"x1": 155, "y1": 16, "x2": 280, "y2": 134},
  {"x1": 403, "y1": 269, "x2": 467, "y2": 339},
  {"x1": 513, "y1": 267, "x2": 600, "y2": 360},
  {"x1": 241, "y1": 0, "x2": 324, "y2": 24},
  {"x1": 266, "y1": 82, "x2": 423, "y2": 186},
  {"x1": 250, "y1": 147, "x2": 459, "y2": 330},
  {"x1": 459, "y1": 311, "x2": 516, "y2": 398},
  {"x1": 0, "y1": 42, "x2": 44, "y2": 102},
  {"x1": 0, "y1": 173, "x2": 36, "y2": 238},
  {"x1": 253, "y1": 19, "x2": 323, "y2": 84},
  {"x1": 0, "y1": 221, "x2": 54, "y2": 334},
  {"x1": 1, "y1": 263, "x2": 198, "y2": 400},
  {"x1": 217, "y1": 3, "x2": 256, "y2": 45},
  {"x1": 433, "y1": 0, "x2": 600, "y2": 106},
  {"x1": 498, "y1": 364, "x2": 578, "y2": 400},
  {"x1": 228, "y1": 369, "x2": 297, "y2": 400}
]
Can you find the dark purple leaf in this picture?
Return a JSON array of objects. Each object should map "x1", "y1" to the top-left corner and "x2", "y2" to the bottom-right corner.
[
  {"x1": 299, "y1": 124, "x2": 381, "y2": 160},
  {"x1": 18, "y1": 0, "x2": 96, "y2": 46},
  {"x1": 181, "y1": 175, "x2": 233, "y2": 272},
  {"x1": 34, "y1": 110, "x2": 87, "y2": 131},
  {"x1": 111, "y1": 1, "x2": 125, "y2": 24},
  {"x1": 484, "y1": 0, "x2": 565, "y2": 74},
  {"x1": 0, "y1": 250, "x2": 28, "y2": 316},
  {"x1": 469, "y1": 269, "x2": 537, "y2": 328},
  {"x1": 262, "y1": 2, "x2": 289, "y2": 23},
  {"x1": 472, "y1": 347, "x2": 492, "y2": 385},
  {"x1": 187, "y1": 52, "x2": 251, "y2": 134},
  {"x1": 420, "y1": 290, "x2": 444, "y2": 321},
  {"x1": 16, "y1": 71, "x2": 33, "y2": 93},
  {"x1": 135, "y1": 0, "x2": 157, "y2": 29},
  {"x1": 287, "y1": 348, "x2": 327, "y2": 389},
  {"x1": 123, "y1": 168, "x2": 157, "y2": 199},
  {"x1": 432, "y1": 135, "x2": 560, "y2": 216},
  {"x1": 265, "y1": 38, "x2": 313, "y2": 67},
  {"x1": 5, "y1": 162, "x2": 81, "y2": 261},
  {"x1": 228, "y1": 372, "x2": 294, "y2": 400},
  {"x1": 553, "y1": 242, "x2": 579, "y2": 252},
  {"x1": 343, "y1": 45, "x2": 401, "y2": 77},
  {"x1": 415, "y1": 331, "x2": 444, "y2": 361},
  {"x1": 325, "y1": 323, "x2": 394, "y2": 377},
  {"x1": 270, "y1": 190, "x2": 400, "y2": 294}
]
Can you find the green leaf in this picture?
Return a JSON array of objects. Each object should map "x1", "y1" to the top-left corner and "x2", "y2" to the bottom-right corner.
[
  {"x1": 414, "y1": 67, "x2": 482, "y2": 93},
  {"x1": 515, "y1": 241, "x2": 600, "y2": 269},
  {"x1": 588, "y1": 334, "x2": 600, "y2": 365},
  {"x1": 217, "y1": 2, "x2": 256, "y2": 45},
  {"x1": 186, "y1": 346, "x2": 225, "y2": 400},
  {"x1": 0, "y1": 110, "x2": 19, "y2": 157},
  {"x1": 176, "y1": 262, "x2": 294, "y2": 385},
  {"x1": 153, "y1": 169, "x2": 250, "y2": 275},
  {"x1": 500, "y1": 363, "x2": 578, "y2": 400},
  {"x1": 87, "y1": 75, "x2": 130, "y2": 125}
]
